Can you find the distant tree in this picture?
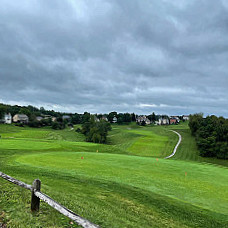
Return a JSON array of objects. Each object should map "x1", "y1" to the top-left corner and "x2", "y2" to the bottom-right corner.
[
  {"x1": 123, "y1": 113, "x2": 131, "y2": 123},
  {"x1": 141, "y1": 120, "x2": 146, "y2": 126},
  {"x1": 151, "y1": 112, "x2": 156, "y2": 122},
  {"x1": 82, "y1": 112, "x2": 90, "y2": 124},
  {"x1": 28, "y1": 120, "x2": 40, "y2": 128},
  {"x1": 147, "y1": 112, "x2": 156, "y2": 123},
  {"x1": 8, "y1": 105, "x2": 20, "y2": 116},
  {"x1": 0, "y1": 105, "x2": 6, "y2": 119},
  {"x1": 97, "y1": 114, "x2": 103, "y2": 120},
  {"x1": 40, "y1": 107, "x2": 45, "y2": 113},
  {"x1": 51, "y1": 121, "x2": 65, "y2": 130},
  {"x1": 72, "y1": 113, "x2": 81, "y2": 124},
  {"x1": 40, "y1": 118, "x2": 51, "y2": 126},
  {"x1": 108, "y1": 111, "x2": 117, "y2": 123},
  {"x1": 189, "y1": 114, "x2": 228, "y2": 160},
  {"x1": 117, "y1": 114, "x2": 124, "y2": 124},
  {"x1": 27, "y1": 105, "x2": 39, "y2": 113},
  {"x1": 131, "y1": 113, "x2": 136, "y2": 122},
  {"x1": 81, "y1": 117, "x2": 111, "y2": 143},
  {"x1": 19, "y1": 108, "x2": 31, "y2": 118},
  {"x1": 189, "y1": 113, "x2": 203, "y2": 136},
  {"x1": 29, "y1": 114, "x2": 37, "y2": 122},
  {"x1": 52, "y1": 122, "x2": 60, "y2": 130},
  {"x1": 81, "y1": 121, "x2": 90, "y2": 134},
  {"x1": 75, "y1": 128, "x2": 81, "y2": 133}
]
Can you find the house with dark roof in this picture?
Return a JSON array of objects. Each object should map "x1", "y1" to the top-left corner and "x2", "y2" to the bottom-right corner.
[
  {"x1": 62, "y1": 115, "x2": 71, "y2": 120},
  {"x1": 36, "y1": 116, "x2": 43, "y2": 121},
  {"x1": 13, "y1": 114, "x2": 29, "y2": 123},
  {"x1": 170, "y1": 117, "x2": 178, "y2": 125}
]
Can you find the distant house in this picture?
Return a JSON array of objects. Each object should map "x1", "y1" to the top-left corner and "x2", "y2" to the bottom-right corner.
[
  {"x1": 13, "y1": 114, "x2": 29, "y2": 124},
  {"x1": 183, "y1": 115, "x2": 190, "y2": 121},
  {"x1": 36, "y1": 116, "x2": 43, "y2": 121},
  {"x1": 52, "y1": 117, "x2": 57, "y2": 122},
  {"x1": 136, "y1": 115, "x2": 151, "y2": 125},
  {"x1": 170, "y1": 116, "x2": 180, "y2": 123},
  {"x1": 113, "y1": 116, "x2": 117, "y2": 123},
  {"x1": 170, "y1": 117, "x2": 178, "y2": 125},
  {"x1": 94, "y1": 116, "x2": 100, "y2": 122},
  {"x1": 62, "y1": 115, "x2": 71, "y2": 120},
  {"x1": 43, "y1": 115, "x2": 52, "y2": 119},
  {"x1": 101, "y1": 116, "x2": 108, "y2": 122},
  {"x1": 0, "y1": 113, "x2": 12, "y2": 124},
  {"x1": 155, "y1": 116, "x2": 169, "y2": 125}
]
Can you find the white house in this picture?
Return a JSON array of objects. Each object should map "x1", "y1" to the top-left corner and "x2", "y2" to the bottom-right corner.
[
  {"x1": 52, "y1": 117, "x2": 57, "y2": 122},
  {"x1": 102, "y1": 116, "x2": 108, "y2": 121},
  {"x1": 2, "y1": 113, "x2": 12, "y2": 124},
  {"x1": 94, "y1": 116, "x2": 100, "y2": 122},
  {"x1": 113, "y1": 116, "x2": 117, "y2": 123},
  {"x1": 136, "y1": 115, "x2": 151, "y2": 125},
  {"x1": 155, "y1": 116, "x2": 169, "y2": 125},
  {"x1": 183, "y1": 115, "x2": 190, "y2": 121}
]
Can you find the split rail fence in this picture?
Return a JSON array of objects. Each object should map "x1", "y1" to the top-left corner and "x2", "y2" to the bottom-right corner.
[{"x1": 0, "y1": 172, "x2": 99, "y2": 228}]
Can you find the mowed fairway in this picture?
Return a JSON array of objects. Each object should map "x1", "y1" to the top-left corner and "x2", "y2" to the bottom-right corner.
[{"x1": 0, "y1": 123, "x2": 228, "y2": 227}]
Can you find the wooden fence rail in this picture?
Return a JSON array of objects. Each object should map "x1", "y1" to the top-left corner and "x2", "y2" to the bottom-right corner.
[{"x1": 0, "y1": 171, "x2": 100, "y2": 228}]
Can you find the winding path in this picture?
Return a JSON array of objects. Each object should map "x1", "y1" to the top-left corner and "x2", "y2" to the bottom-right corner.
[{"x1": 165, "y1": 130, "x2": 182, "y2": 159}]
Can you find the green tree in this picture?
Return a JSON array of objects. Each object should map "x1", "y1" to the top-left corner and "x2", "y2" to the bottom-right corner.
[
  {"x1": 108, "y1": 112, "x2": 117, "y2": 123},
  {"x1": 82, "y1": 112, "x2": 90, "y2": 124},
  {"x1": 81, "y1": 118, "x2": 111, "y2": 144},
  {"x1": 131, "y1": 113, "x2": 136, "y2": 122},
  {"x1": 0, "y1": 104, "x2": 6, "y2": 119},
  {"x1": 189, "y1": 113, "x2": 203, "y2": 136}
]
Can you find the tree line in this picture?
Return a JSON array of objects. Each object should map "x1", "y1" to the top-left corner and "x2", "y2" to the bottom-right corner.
[
  {"x1": 0, "y1": 103, "x2": 143, "y2": 125},
  {"x1": 189, "y1": 114, "x2": 228, "y2": 159}
]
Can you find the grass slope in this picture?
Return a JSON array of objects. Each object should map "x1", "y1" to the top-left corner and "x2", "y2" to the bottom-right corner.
[{"x1": 0, "y1": 123, "x2": 227, "y2": 227}]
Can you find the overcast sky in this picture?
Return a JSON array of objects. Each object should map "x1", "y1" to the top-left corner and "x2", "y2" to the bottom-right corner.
[{"x1": 0, "y1": 0, "x2": 228, "y2": 116}]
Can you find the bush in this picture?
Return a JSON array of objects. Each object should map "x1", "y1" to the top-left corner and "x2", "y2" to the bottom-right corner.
[
  {"x1": 52, "y1": 121, "x2": 66, "y2": 130},
  {"x1": 75, "y1": 128, "x2": 81, "y2": 133},
  {"x1": 28, "y1": 121, "x2": 40, "y2": 128},
  {"x1": 52, "y1": 122, "x2": 60, "y2": 130},
  {"x1": 15, "y1": 123, "x2": 25, "y2": 127},
  {"x1": 81, "y1": 118, "x2": 111, "y2": 144}
]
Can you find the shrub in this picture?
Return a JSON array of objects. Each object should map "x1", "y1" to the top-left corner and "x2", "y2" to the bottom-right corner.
[{"x1": 81, "y1": 118, "x2": 111, "y2": 144}]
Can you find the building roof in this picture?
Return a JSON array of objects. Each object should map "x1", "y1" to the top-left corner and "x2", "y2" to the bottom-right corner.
[
  {"x1": 62, "y1": 115, "x2": 71, "y2": 119},
  {"x1": 16, "y1": 114, "x2": 28, "y2": 118}
]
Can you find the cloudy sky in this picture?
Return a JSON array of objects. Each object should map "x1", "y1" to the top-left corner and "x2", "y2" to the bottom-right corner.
[{"x1": 0, "y1": 0, "x2": 228, "y2": 116}]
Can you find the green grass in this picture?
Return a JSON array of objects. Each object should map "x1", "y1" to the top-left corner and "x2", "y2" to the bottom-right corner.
[{"x1": 0, "y1": 123, "x2": 227, "y2": 227}]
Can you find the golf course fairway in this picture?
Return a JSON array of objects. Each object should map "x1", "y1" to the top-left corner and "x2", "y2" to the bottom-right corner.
[{"x1": 0, "y1": 123, "x2": 228, "y2": 227}]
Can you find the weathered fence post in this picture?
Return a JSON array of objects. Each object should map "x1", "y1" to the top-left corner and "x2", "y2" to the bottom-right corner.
[{"x1": 31, "y1": 179, "x2": 41, "y2": 212}]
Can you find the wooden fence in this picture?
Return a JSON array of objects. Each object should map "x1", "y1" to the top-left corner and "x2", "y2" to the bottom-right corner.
[{"x1": 0, "y1": 172, "x2": 100, "y2": 228}]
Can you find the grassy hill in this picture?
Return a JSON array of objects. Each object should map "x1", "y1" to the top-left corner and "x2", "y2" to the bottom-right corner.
[{"x1": 0, "y1": 123, "x2": 227, "y2": 227}]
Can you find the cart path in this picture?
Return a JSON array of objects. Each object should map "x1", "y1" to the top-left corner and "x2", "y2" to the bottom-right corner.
[{"x1": 165, "y1": 130, "x2": 182, "y2": 159}]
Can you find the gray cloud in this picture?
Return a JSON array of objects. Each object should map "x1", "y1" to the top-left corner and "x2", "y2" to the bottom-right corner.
[{"x1": 0, "y1": 0, "x2": 228, "y2": 116}]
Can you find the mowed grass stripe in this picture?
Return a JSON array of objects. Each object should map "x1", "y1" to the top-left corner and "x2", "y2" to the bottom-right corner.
[{"x1": 14, "y1": 152, "x2": 228, "y2": 215}]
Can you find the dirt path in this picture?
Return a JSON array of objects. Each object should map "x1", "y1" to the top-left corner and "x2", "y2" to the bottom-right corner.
[{"x1": 165, "y1": 130, "x2": 182, "y2": 159}]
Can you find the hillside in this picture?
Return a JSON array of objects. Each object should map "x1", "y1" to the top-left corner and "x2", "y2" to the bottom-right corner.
[{"x1": 0, "y1": 123, "x2": 227, "y2": 227}]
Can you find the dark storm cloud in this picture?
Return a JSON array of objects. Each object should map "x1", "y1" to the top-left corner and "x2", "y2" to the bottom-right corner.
[{"x1": 0, "y1": 0, "x2": 228, "y2": 116}]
